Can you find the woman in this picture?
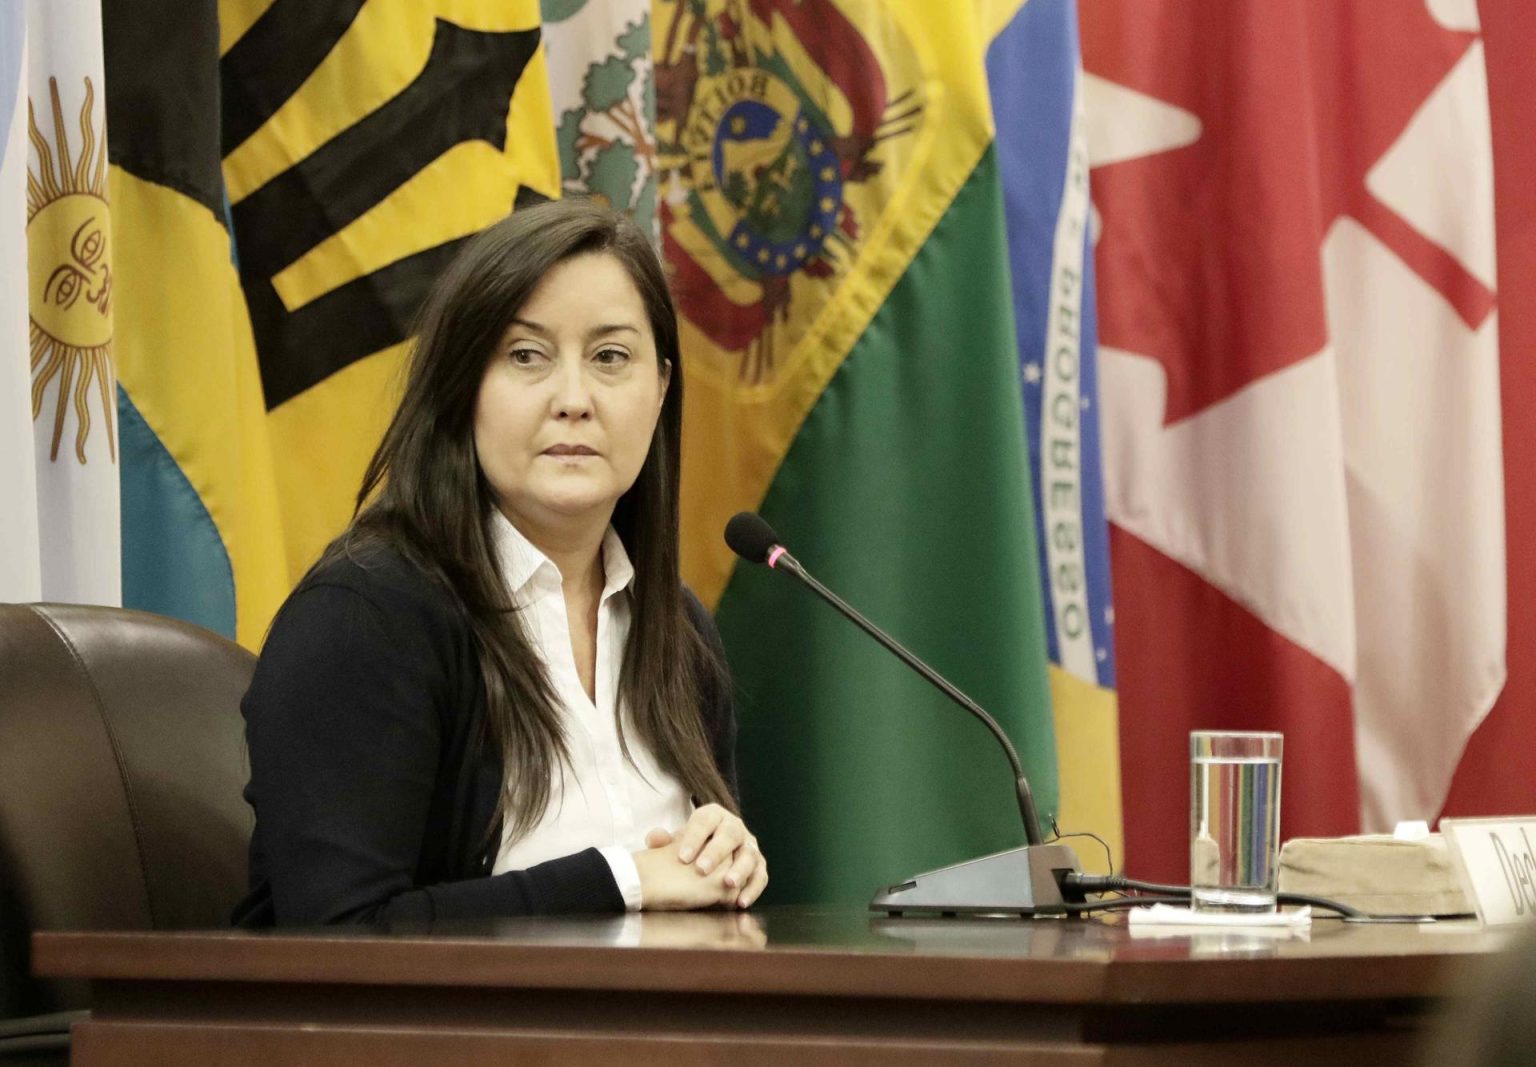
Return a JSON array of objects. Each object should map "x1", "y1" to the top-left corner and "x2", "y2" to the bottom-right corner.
[{"x1": 233, "y1": 199, "x2": 766, "y2": 926}]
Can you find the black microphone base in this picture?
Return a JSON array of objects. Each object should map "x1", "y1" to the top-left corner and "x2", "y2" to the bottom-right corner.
[{"x1": 870, "y1": 843, "x2": 1083, "y2": 917}]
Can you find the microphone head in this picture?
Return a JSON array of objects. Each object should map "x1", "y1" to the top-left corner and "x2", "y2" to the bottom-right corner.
[{"x1": 724, "y1": 512, "x2": 782, "y2": 564}]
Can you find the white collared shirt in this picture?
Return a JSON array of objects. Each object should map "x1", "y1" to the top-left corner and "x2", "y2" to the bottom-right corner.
[{"x1": 488, "y1": 511, "x2": 691, "y2": 910}]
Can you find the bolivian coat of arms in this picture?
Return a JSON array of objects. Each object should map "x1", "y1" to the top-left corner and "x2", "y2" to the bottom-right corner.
[{"x1": 655, "y1": 0, "x2": 925, "y2": 385}]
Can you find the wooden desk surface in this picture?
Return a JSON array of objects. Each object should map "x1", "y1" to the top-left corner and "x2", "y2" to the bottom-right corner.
[{"x1": 32, "y1": 909, "x2": 1509, "y2": 1066}]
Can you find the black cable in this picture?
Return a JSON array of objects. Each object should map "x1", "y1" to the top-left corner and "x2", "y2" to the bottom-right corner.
[
  {"x1": 1061, "y1": 872, "x2": 1363, "y2": 918},
  {"x1": 1047, "y1": 816, "x2": 1116, "y2": 876},
  {"x1": 1118, "y1": 876, "x2": 1189, "y2": 897},
  {"x1": 1275, "y1": 891, "x2": 1362, "y2": 917},
  {"x1": 1063, "y1": 872, "x2": 1166, "y2": 896}
]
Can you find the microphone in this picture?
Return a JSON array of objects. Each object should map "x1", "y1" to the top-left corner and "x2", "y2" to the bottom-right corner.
[
  {"x1": 723, "y1": 511, "x2": 781, "y2": 565},
  {"x1": 724, "y1": 512, "x2": 1082, "y2": 917}
]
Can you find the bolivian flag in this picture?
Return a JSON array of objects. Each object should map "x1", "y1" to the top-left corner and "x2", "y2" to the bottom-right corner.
[{"x1": 659, "y1": 0, "x2": 1068, "y2": 902}]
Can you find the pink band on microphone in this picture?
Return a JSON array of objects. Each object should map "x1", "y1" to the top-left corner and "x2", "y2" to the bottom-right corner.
[{"x1": 767, "y1": 546, "x2": 787, "y2": 569}]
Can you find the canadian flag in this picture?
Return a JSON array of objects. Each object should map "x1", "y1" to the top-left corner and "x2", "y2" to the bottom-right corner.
[{"x1": 1083, "y1": 0, "x2": 1508, "y2": 879}]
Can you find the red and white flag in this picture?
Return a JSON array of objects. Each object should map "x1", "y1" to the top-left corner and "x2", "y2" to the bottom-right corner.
[{"x1": 1083, "y1": 0, "x2": 1504, "y2": 877}]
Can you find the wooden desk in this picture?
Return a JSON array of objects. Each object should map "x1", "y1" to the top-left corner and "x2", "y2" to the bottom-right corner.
[{"x1": 32, "y1": 908, "x2": 1505, "y2": 1065}]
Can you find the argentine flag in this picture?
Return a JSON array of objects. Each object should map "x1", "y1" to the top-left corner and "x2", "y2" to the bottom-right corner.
[{"x1": 0, "y1": 1, "x2": 119, "y2": 607}]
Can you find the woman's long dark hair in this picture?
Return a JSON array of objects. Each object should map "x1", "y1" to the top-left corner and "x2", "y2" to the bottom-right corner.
[{"x1": 325, "y1": 198, "x2": 735, "y2": 844}]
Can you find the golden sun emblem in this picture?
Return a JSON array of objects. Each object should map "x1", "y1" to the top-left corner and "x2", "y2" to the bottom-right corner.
[{"x1": 28, "y1": 75, "x2": 114, "y2": 464}]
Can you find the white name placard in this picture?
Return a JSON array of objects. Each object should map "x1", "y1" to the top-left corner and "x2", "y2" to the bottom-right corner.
[{"x1": 1442, "y1": 817, "x2": 1536, "y2": 926}]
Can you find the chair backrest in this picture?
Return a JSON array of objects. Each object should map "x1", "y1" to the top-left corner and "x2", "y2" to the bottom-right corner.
[{"x1": 0, "y1": 604, "x2": 255, "y2": 1017}]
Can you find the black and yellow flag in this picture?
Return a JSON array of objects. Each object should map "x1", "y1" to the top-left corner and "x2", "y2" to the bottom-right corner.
[
  {"x1": 218, "y1": 0, "x2": 560, "y2": 583},
  {"x1": 106, "y1": 0, "x2": 288, "y2": 648}
]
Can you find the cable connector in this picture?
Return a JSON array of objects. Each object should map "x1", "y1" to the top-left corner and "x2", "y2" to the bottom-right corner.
[{"x1": 1062, "y1": 872, "x2": 1127, "y2": 896}]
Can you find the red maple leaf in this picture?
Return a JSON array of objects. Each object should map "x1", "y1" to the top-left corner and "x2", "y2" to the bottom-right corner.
[{"x1": 1083, "y1": 0, "x2": 1494, "y2": 425}]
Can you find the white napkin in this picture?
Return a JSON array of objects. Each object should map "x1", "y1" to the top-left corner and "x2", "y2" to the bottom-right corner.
[{"x1": 1127, "y1": 903, "x2": 1312, "y2": 929}]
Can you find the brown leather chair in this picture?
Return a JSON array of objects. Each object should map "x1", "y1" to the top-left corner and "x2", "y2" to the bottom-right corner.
[{"x1": 0, "y1": 603, "x2": 255, "y2": 1063}]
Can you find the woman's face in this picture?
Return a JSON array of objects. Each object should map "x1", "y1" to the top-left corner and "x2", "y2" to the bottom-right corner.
[{"x1": 473, "y1": 251, "x2": 670, "y2": 536}]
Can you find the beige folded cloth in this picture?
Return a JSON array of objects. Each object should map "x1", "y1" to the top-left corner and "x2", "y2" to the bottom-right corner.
[{"x1": 1278, "y1": 834, "x2": 1472, "y2": 916}]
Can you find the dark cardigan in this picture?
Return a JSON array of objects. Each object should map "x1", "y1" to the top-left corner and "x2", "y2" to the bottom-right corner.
[{"x1": 231, "y1": 545, "x2": 738, "y2": 927}]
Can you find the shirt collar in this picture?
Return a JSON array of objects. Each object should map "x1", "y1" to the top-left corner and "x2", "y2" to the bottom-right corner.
[
  {"x1": 599, "y1": 526, "x2": 636, "y2": 601},
  {"x1": 489, "y1": 509, "x2": 635, "y2": 606}
]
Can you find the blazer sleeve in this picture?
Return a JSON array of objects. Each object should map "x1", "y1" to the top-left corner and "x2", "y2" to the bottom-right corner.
[{"x1": 242, "y1": 579, "x2": 622, "y2": 925}]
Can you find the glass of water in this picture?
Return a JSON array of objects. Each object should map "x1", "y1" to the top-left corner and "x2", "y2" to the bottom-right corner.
[{"x1": 1190, "y1": 731, "x2": 1283, "y2": 913}]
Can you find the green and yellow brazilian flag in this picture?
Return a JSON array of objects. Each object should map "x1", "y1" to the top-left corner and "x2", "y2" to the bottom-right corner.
[{"x1": 657, "y1": 0, "x2": 1061, "y2": 903}]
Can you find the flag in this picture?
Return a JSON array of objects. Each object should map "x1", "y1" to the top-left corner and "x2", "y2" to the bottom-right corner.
[
  {"x1": 543, "y1": 0, "x2": 657, "y2": 237},
  {"x1": 0, "y1": 6, "x2": 36, "y2": 601},
  {"x1": 1, "y1": 0, "x2": 118, "y2": 608},
  {"x1": 103, "y1": 0, "x2": 286, "y2": 647},
  {"x1": 1440, "y1": 0, "x2": 1536, "y2": 822},
  {"x1": 219, "y1": 0, "x2": 561, "y2": 583},
  {"x1": 985, "y1": 0, "x2": 1122, "y2": 870},
  {"x1": 101, "y1": 0, "x2": 566, "y2": 645},
  {"x1": 659, "y1": 0, "x2": 1057, "y2": 903},
  {"x1": 1083, "y1": 1, "x2": 1504, "y2": 880}
]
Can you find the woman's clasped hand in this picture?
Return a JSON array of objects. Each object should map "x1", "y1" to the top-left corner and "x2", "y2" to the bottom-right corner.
[{"x1": 634, "y1": 804, "x2": 768, "y2": 910}]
